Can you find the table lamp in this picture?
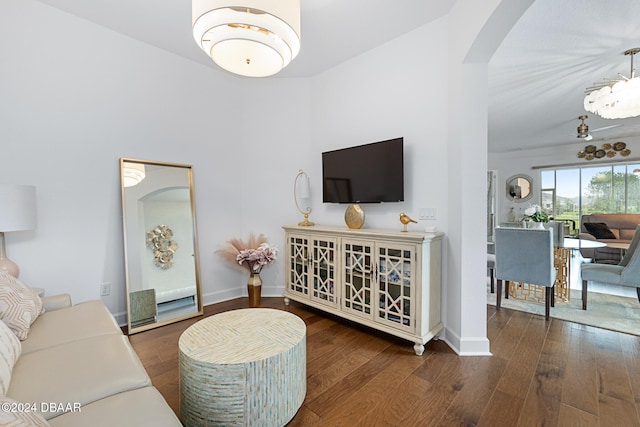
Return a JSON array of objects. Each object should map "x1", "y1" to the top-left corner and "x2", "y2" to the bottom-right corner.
[
  {"x1": 294, "y1": 169, "x2": 314, "y2": 226},
  {"x1": 0, "y1": 184, "x2": 37, "y2": 278}
]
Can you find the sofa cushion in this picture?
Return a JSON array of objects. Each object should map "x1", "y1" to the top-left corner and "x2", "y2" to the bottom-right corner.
[
  {"x1": 0, "y1": 396, "x2": 49, "y2": 426},
  {"x1": 21, "y1": 300, "x2": 122, "y2": 354},
  {"x1": 620, "y1": 228, "x2": 637, "y2": 240},
  {"x1": 0, "y1": 320, "x2": 20, "y2": 396},
  {"x1": 7, "y1": 334, "x2": 151, "y2": 420},
  {"x1": 48, "y1": 387, "x2": 181, "y2": 427},
  {"x1": 584, "y1": 222, "x2": 616, "y2": 239},
  {"x1": 41, "y1": 294, "x2": 72, "y2": 312},
  {"x1": 0, "y1": 272, "x2": 44, "y2": 340}
]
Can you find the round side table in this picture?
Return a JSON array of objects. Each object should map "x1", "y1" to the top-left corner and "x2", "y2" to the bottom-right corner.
[{"x1": 179, "y1": 308, "x2": 306, "y2": 427}]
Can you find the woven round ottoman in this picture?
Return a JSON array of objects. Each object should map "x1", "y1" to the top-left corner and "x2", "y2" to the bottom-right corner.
[{"x1": 179, "y1": 308, "x2": 306, "y2": 427}]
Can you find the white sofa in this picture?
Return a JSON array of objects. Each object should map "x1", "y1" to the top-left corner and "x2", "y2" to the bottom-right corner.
[{"x1": 0, "y1": 272, "x2": 181, "y2": 426}]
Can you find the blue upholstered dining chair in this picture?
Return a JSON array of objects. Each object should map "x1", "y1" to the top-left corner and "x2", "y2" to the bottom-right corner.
[
  {"x1": 487, "y1": 254, "x2": 496, "y2": 293},
  {"x1": 581, "y1": 224, "x2": 640, "y2": 310},
  {"x1": 494, "y1": 227, "x2": 557, "y2": 320},
  {"x1": 545, "y1": 221, "x2": 564, "y2": 245},
  {"x1": 487, "y1": 241, "x2": 496, "y2": 293}
]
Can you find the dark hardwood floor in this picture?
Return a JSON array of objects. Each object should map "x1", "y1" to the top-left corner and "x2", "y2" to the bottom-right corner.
[{"x1": 128, "y1": 297, "x2": 640, "y2": 426}]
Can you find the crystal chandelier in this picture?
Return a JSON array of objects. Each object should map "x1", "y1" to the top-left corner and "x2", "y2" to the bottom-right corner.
[
  {"x1": 192, "y1": 0, "x2": 301, "y2": 77},
  {"x1": 584, "y1": 48, "x2": 640, "y2": 119}
]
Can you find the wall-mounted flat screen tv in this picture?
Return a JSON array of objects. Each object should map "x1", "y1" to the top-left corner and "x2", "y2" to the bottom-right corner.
[{"x1": 322, "y1": 137, "x2": 404, "y2": 204}]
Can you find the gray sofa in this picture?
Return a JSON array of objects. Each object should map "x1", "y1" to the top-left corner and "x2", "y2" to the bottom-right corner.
[
  {"x1": 579, "y1": 213, "x2": 640, "y2": 263},
  {"x1": 2, "y1": 291, "x2": 182, "y2": 426}
]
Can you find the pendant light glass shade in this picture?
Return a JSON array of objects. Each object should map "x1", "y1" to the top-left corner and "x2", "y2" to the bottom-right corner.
[
  {"x1": 192, "y1": 0, "x2": 301, "y2": 77},
  {"x1": 584, "y1": 48, "x2": 640, "y2": 119},
  {"x1": 584, "y1": 78, "x2": 640, "y2": 119}
]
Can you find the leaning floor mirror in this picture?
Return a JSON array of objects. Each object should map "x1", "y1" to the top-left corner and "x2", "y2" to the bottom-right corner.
[{"x1": 120, "y1": 158, "x2": 203, "y2": 334}]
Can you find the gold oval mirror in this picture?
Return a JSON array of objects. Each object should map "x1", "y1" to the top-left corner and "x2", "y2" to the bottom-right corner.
[{"x1": 120, "y1": 158, "x2": 203, "y2": 334}]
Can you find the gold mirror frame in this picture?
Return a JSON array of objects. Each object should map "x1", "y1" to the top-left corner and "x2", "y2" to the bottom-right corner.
[
  {"x1": 506, "y1": 174, "x2": 533, "y2": 203},
  {"x1": 120, "y1": 158, "x2": 203, "y2": 334}
]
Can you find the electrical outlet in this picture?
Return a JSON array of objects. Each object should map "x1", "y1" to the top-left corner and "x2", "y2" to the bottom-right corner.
[{"x1": 100, "y1": 282, "x2": 111, "y2": 296}]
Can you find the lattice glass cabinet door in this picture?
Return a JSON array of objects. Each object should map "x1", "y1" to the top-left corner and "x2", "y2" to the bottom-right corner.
[
  {"x1": 376, "y1": 243, "x2": 416, "y2": 332},
  {"x1": 341, "y1": 239, "x2": 374, "y2": 318},
  {"x1": 310, "y1": 236, "x2": 338, "y2": 307},
  {"x1": 287, "y1": 233, "x2": 310, "y2": 297}
]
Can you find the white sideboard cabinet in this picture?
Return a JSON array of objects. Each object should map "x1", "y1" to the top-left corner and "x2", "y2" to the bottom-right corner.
[{"x1": 283, "y1": 225, "x2": 444, "y2": 355}]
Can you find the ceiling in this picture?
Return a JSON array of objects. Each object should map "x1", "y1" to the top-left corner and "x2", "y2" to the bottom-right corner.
[
  {"x1": 489, "y1": 0, "x2": 640, "y2": 154},
  {"x1": 34, "y1": 0, "x2": 640, "y2": 154},
  {"x1": 34, "y1": 0, "x2": 455, "y2": 77}
]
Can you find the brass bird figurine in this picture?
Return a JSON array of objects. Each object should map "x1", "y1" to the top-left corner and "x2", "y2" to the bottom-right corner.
[{"x1": 399, "y1": 213, "x2": 417, "y2": 232}]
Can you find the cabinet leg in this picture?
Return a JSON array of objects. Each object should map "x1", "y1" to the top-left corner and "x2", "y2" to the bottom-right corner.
[
  {"x1": 413, "y1": 343, "x2": 425, "y2": 356},
  {"x1": 284, "y1": 297, "x2": 290, "y2": 306}
]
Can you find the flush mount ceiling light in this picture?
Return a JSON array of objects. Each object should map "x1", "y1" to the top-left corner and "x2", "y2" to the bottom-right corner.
[
  {"x1": 192, "y1": 0, "x2": 301, "y2": 77},
  {"x1": 584, "y1": 48, "x2": 640, "y2": 119},
  {"x1": 123, "y1": 162, "x2": 146, "y2": 187}
]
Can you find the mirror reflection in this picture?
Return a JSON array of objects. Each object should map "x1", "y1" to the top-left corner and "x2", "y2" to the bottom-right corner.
[
  {"x1": 506, "y1": 174, "x2": 533, "y2": 202},
  {"x1": 120, "y1": 158, "x2": 203, "y2": 334}
]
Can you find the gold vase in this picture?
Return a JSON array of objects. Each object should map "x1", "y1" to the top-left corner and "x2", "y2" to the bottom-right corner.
[
  {"x1": 247, "y1": 273, "x2": 262, "y2": 308},
  {"x1": 344, "y1": 204, "x2": 365, "y2": 229}
]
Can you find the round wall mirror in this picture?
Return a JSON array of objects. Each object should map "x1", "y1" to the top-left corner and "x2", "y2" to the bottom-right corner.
[{"x1": 506, "y1": 174, "x2": 533, "y2": 202}]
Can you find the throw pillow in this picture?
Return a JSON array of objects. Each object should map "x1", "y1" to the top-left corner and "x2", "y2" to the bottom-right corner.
[
  {"x1": 0, "y1": 320, "x2": 21, "y2": 396},
  {"x1": 0, "y1": 397, "x2": 49, "y2": 426},
  {"x1": 584, "y1": 222, "x2": 617, "y2": 239},
  {"x1": 0, "y1": 272, "x2": 44, "y2": 340}
]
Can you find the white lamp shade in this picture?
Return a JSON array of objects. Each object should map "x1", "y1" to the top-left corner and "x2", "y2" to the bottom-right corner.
[
  {"x1": 297, "y1": 175, "x2": 310, "y2": 199},
  {"x1": 0, "y1": 184, "x2": 37, "y2": 232},
  {"x1": 193, "y1": 0, "x2": 301, "y2": 77},
  {"x1": 294, "y1": 169, "x2": 313, "y2": 226}
]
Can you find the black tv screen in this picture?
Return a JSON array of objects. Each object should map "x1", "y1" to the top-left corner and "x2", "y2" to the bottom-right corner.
[{"x1": 322, "y1": 137, "x2": 404, "y2": 204}]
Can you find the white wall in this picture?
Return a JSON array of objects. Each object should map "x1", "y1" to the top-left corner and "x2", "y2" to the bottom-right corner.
[
  {"x1": 221, "y1": 77, "x2": 313, "y2": 301},
  {"x1": 309, "y1": 21, "x2": 449, "y2": 232},
  {"x1": 0, "y1": 0, "x2": 311, "y2": 322}
]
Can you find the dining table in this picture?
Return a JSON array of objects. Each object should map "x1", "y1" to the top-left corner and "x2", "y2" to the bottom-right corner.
[
  {"x1": 558, "y1": 237, "x2": 608, "y2": 251},
  {"x1": 603, "y1": 240, "x2": 631, "y2": 258}
]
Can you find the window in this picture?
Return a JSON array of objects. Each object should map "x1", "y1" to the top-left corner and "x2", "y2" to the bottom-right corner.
[{"x1": 541, "y1": 163, "x2": 640, "y2": 231}]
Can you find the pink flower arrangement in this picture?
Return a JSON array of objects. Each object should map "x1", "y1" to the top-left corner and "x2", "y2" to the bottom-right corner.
[
  {"x1": 218, "y1": 233, "x2": 278, "y2": 274},
  {"x1": 236, "y1": 243, "x2": 278, "y2": 273}
]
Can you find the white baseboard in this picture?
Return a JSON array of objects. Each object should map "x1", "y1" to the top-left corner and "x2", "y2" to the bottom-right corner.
[{"x1": 442, "y1": 327, "x2": 492, "y2": 356}]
